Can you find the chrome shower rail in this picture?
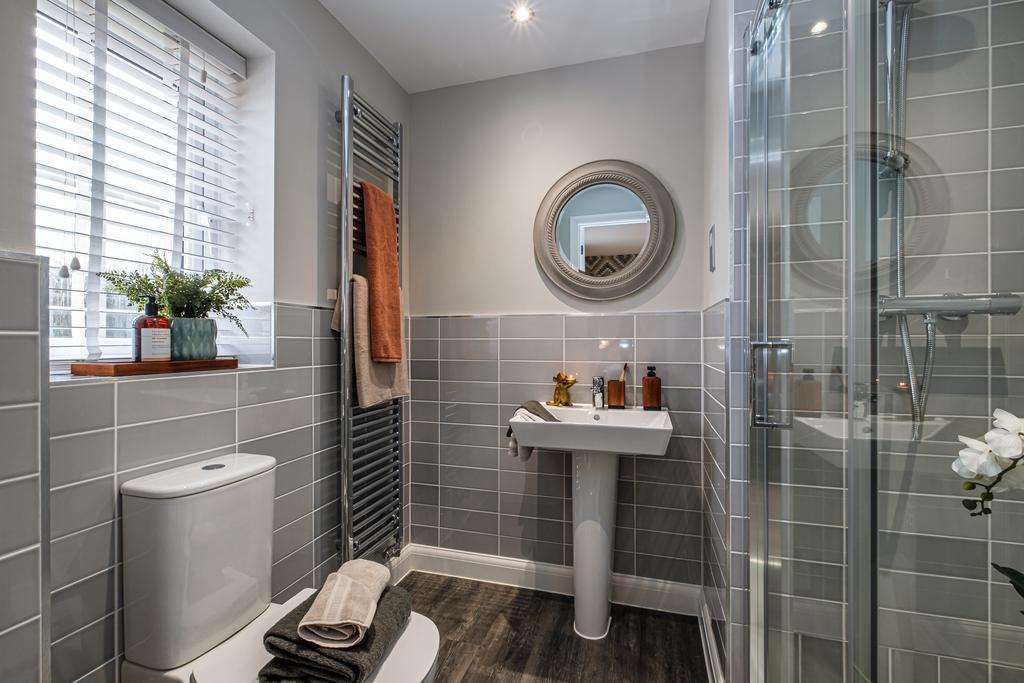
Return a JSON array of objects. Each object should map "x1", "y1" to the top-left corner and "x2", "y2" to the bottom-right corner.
[{"x1": 336, "y1": 75, "x2": 404, "y2": 564}]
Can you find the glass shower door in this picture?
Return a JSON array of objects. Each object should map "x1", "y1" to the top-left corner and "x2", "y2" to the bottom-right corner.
[{"x1": 748, "y1": 0, "x2": 850, "y2": 680}]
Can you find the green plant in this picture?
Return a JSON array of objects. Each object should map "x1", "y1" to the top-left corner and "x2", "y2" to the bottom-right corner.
[{"x1": 100, "y1": 252, "x2": 254, "y2": 334}]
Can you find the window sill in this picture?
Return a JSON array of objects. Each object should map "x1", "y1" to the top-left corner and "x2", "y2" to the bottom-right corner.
[{"x1": 49, "y1": 362, "x2": 275, "y2": 386}]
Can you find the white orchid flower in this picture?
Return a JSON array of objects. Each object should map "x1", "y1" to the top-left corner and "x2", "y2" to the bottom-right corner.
[
  {"x1": 952, "y1": 435, "x2": 1006, "y2": 480},
  {"x1": 993, "y1": 409, "x2": 1024, "y2": 434},
  {"x1": 985, "y1": 428, "x2": 1024, "y2": 460}
]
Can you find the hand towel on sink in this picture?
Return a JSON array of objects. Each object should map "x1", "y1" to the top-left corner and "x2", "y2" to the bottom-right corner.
[
  {"x1": 506, "y1": 402, "x2": 558, "y2": 462},
  {"x1": 361, "y1": 181, "x2": 402, "y2": 363},
  {"x1": 297, "y1": 559, "x2": 392, "y2": 649}
]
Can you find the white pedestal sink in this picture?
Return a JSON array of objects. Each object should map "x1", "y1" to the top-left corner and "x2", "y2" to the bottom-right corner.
[{"x1": 508, "y1": 404, "x2": 672, "y2": 639}]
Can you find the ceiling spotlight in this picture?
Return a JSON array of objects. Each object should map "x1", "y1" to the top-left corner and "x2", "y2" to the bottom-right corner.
[
  {"x1": 810, "y1": 20, "x2": 828, "y2": 35},
  {"x1": 511, "y1": 4, "x2": 534, "y2": 23}
]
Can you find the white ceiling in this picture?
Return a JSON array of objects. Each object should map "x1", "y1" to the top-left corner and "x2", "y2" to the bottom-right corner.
[{"x1": 319, "y1": 0, "x2": 710, "y2": 94}]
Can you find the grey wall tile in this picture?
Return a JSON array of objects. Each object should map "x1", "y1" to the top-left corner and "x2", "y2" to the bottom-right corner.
[
  {"x1": 635, "y1": 312, "x2": 702, "y2": 338},
  {"x1": 499, "y1": 339, "x2": 562, "y2": 361},
  {"x1": 50, "y1": 567, "x2": 115, "y2": 641},
  {"x1": 276, "y1": 337, "x2": 313, "y2": 368},
  {"x1": 51, "y1": 613, "x2": 115, "y2": 683},
  {"x1": 0, "y1": 260, "x2": 41, "y2": 332},
  {"x1": 273, "y1": 516, "x2": 313, "y2": 563},
  {"x1": 0, "y1": 477, "x2": 39, "y2": 555},
  {"x1": 440, "y1": 317, "x2": 498, "y2": 339},
  {"x1": 410, "y1": 317, "x2": 440, "y2": 339},
  {"x1": 0, "y1": 405, "x2": 38, "y2": 480},
  {"x1": 118, "y1": 410, "x2": 235, "y2": 470},
  {"x1": 238, "y1": 396, "x2": 313, "y2": 442},
  {"x1": 238, "y1": 367, "x2": 312, "y2": 407},
  {"x1": 0, "y1": 336, "x2": 39, "y2": 406},
  {"x1": 50, "y1": 383, "x2": 115, "y2": 437},
  {"x1": 0, "y1": 549, "x2": 39, "y2": 632},
  {"x1": 311, "y1": 337, "x2": 339, "y2": 366},
  {"x1": 275, "y1": 484, "x2": 313, "y2": 530},
  {"x1": 564, "y1": 315, "x2": 634, "y2": 338},
  {"x1": 49, "y1": 429, "x2": 114, "y2": 488},
  {"x1": 50, "y1": 476, "x2": 114, "y2": 539},
  {"x1": 992, "y1": 1, "x2": 1024, "y2": 45},
  {"x1": 499, "y1": 315, "x2": 563, "y2": 338},
  {"x1": 564, "y1": 338, "x2": 634, "y2": 362},
  {"x1": 271, "y1": 542, "x2": 314, "y2": 597},
  {"x1": 117, "y1": 373, "x2": 236, "y2": 425},
  {"x1": 440, "y1": 338, "x2": 498, "y2": 360},
  {"x1": 50, "y1": 522, "x2": 116, "y2": 589},
  {"x1": 276, "y1": 304, "x2": 313, "y2": 337},
  {"x1": 240, "y1": 425, "x2": 314, "y2": 464},
  {"x1": 439, "y1": 360, "x2": 498, "y2": 382},
  {"x1": 439, "y1": 528, "x2": 498, "y2": 555},
  {"x1": 908, "y1": 7, "x2": 988, "y2": 58},
  {"x1": 994, "y1": 43, "x2": 1024, "y2": 87},
  {"x1": 0, "y1": 619, "x2": 40, "y2": 682}
]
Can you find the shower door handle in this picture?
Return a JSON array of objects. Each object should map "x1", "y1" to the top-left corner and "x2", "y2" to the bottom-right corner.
[{"x1": 750, "y1": 340, "x2": 794, "y2": 429}]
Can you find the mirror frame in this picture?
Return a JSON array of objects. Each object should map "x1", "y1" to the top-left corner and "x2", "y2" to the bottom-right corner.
[{"x1": 534, "y1": 159, "x2": 676, "y2": 300}]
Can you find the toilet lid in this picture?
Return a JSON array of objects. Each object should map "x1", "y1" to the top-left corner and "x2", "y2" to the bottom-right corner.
[{"x1": 189, "y1": 589, "x2": 439, "y2": 683}]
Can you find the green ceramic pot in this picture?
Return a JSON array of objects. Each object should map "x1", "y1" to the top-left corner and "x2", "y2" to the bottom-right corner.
[{"x1": 170, "y1": 318, "x2": 218, "y2": 361}]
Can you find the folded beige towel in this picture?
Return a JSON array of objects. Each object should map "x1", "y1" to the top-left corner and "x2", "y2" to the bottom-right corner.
[
  {"x1": 297, "y1": 559, "x2": 392, "y2": 649},
  {"x1": 333, "y1": 274, "x2": 410, "y2": 407}
]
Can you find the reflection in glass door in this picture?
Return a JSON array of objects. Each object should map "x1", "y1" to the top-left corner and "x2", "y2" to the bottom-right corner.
[
  {"x1": 748, "y1": 0, "x2": 851, "y2": 680},
  {"x1": 748, "y1": 0, "x2": 1024, "y2": 681}
]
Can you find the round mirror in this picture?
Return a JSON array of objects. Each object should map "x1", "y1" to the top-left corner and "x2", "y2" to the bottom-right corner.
[
  {"x1": 535, "y1": 160, "x2": 676, "y2": 300},
  {"x1": 554, "y1": 184, "x2": 651, "y2": 277}
]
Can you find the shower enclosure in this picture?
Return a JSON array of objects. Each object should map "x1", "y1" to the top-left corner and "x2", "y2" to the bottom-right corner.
[{"x1": 745, "y1": 0, "x2": 1024, "y2": 681}]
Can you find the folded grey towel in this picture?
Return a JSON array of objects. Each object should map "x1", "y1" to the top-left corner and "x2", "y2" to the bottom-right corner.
[
  {"x1": 298, "y1": 560, "x2": 391, "y2": 648},
  {"x1": 258, "y1": 586, "x2": 411, "y2": 683},
  {"x1": 506, "y1": 400, "x2": 557, "y2": 437}
]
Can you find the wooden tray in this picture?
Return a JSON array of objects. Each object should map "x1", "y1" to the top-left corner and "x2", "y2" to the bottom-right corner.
[{"x1": 70, "y1": 357, "x2": 239, "y2": 377}]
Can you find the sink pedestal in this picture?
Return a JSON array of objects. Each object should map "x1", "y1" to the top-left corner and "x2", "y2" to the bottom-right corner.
[{"x1": 571, "y1": 450, "x2": 619, "y2": 640}]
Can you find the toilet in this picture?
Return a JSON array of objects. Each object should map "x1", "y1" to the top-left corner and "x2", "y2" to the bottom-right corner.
[{"x1": 119, "y1": 453, "x2": 439, "y2": 683}]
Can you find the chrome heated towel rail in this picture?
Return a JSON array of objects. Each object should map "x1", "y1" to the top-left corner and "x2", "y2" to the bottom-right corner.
[{"x1": 335, "y1": 75, "x2": 403, "y2": 562}]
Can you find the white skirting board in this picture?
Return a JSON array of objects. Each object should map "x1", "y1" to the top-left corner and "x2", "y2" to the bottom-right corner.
[{"x1": 389, "y1": 543, "x2": 702, "y2": 616}]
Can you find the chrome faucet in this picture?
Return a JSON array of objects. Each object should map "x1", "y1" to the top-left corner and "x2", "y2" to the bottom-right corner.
[{"x1": 591, "y1": 377, "x2": 606, "y2": 409}]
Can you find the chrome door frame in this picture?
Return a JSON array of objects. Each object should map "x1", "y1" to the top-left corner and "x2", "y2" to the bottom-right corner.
[{"x1": 745, "y1": 2, "x2": 774, "y2": 679}]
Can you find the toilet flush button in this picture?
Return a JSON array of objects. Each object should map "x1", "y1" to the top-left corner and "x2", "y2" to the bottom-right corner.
[{"x1": 202, "y1": 464, "x2": 226, "y2": 471}]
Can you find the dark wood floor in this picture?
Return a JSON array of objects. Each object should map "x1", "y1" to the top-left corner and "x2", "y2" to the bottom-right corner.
[{"x1": 399, "y1": 572, "x2": 708, "y2": 683}]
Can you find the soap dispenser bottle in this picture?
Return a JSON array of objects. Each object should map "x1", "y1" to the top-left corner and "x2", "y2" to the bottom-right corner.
[
  {"x1": 133, "y1": 295, "x2": 171, "y2": 362},
  {"x1": 642, "y1": 366, "x2": 662, "y2": 411}
]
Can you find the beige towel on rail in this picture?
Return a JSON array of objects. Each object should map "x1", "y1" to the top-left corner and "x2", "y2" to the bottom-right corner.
[
  {"x1": 333, "y1": 274, "x2": 409, "y2": 407},
  {"x1": 297, "y1": 559, "x2": 392, "y2": 649}
]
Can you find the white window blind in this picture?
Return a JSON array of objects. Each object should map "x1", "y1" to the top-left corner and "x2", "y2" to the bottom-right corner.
[{"x1": 35, "y1": 0, "x2": 245, "y2": 361}]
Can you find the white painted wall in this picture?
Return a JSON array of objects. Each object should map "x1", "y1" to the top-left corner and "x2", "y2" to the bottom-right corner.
[
  {"x1": 702, "y1": 0, "x2": 733, "y2": 308},
  {"x1": 408, "y1": 45, "x2": 706, "y2": 316},
  {"x1": 0, "y1": 0, "x2": 36, "y2": 255},
  {"x1": 201, "y1": 0, "x2": 411, "y2": 308}
]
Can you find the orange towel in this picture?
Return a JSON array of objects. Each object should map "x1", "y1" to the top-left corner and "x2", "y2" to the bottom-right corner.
[{"x1": 362, "y1": 181, "x2": 402, "y2": 363}]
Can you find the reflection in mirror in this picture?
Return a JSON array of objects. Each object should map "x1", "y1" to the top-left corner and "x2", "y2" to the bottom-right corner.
[{"x1": 554, "y1": 184, "x2": 651, "y2": 277}]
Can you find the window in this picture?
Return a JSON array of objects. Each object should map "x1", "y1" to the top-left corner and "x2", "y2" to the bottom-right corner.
[{"x1": 35, "y1": 0, "x2": 246, "y2": 361}]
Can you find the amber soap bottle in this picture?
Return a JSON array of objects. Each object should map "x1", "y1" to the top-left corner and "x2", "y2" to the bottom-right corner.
[
  {"x1": 642, "y1": 366, "x2": 662, "y2": 411},
  {"x1": 133, "y1": 295, "x2": 171, "y2": 362}
]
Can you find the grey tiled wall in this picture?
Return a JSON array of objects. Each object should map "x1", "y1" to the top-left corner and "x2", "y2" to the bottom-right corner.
[
  {"x1": 730, "y1": 0, "x2": 1024, "y2": 680},
  {"x1": 874, "y1": 0, "x2": 1024, "y2": 678},
  {"x1": 46, "y1": 303, "x2": 342, "y2": 682},
  {"x1": 405, "y1": 312, "x2": 705, "y2": 585},
  {"x1": 0, "y1": 254, "x2": 49, "y2": 682},
  {"x1": 701, "y1": 300, "x2": 730, "y2": 677}
]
